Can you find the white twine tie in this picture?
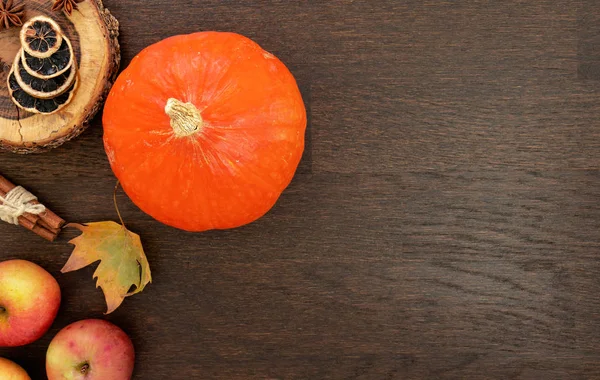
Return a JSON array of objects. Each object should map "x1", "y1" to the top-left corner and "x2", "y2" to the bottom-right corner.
[{"x1": 0, "y1": 186, "x2": 46, "y2": 225}]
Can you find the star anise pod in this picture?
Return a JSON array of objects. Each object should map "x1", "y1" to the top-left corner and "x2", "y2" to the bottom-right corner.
[
  {"x1": 51, "y1": 0, "x2": 84, "y2": 16},
  {"x1": 0, "y1": 0, "x2": 24, "y2": 30}
]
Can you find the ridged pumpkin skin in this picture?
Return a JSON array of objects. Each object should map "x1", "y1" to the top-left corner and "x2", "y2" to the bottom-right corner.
[{"x1": 103, "y1": 32, "x2": 306, "y2": 231}]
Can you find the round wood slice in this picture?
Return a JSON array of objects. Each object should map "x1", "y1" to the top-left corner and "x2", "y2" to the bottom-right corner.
[{"x1": 0, "y1": 0, "x2": 120, "y2": 153}]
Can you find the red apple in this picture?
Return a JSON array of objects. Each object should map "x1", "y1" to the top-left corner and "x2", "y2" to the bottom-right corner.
[
  {"x1": 46, "y1": 319, "x2": 135, "y2": 380},
  {"x1": 0, "y1": 357, "x2": 31, "y2": 379},
  {"x1": 0, "y1": 259, "x2": 61, "y2": 347}
]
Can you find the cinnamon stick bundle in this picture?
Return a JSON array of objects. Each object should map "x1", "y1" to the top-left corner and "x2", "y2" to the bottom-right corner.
[{"x1": 0, "y1": 175, "x2": 65, "y2": 241}]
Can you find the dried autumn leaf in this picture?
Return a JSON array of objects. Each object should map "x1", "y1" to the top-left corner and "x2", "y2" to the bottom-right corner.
[{"x1": 63, "y1": 222, "x2": 152, "y2": 314}]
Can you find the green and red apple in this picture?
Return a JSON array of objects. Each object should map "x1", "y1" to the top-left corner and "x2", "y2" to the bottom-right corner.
[
  {"x1": 0, "y1": 259, "x2": 61, "y2": 347},
  {"x1": 46, "y1": 319, "x2": 135, "y2": 380},
  {"x1": 0, "y1": 357, "x2": 31, "y2": 380}
]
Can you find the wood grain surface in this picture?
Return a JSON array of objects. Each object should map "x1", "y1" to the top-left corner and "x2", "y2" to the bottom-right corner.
[{"x1": 1, "y1": 1, "x2": 600, "y2": 379}]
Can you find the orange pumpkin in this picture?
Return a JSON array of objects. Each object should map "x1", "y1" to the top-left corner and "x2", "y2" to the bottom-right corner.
[{"x1": 103, "y1": 32, "x2": 306, "y2": 231}]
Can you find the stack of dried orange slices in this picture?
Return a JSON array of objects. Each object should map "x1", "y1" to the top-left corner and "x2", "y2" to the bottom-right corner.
[{"x1": 7, "y1": 15, "x2": 78, "y2": 115}]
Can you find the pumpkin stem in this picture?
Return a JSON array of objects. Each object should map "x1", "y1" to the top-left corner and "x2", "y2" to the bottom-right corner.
[{"x1": 165, "y1": 98, "x2": 203, "y2": 137}]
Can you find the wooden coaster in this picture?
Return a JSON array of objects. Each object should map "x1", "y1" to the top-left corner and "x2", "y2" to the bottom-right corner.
[{"x1": 0, "y1": 0, "x2": 119, "y2": 153}]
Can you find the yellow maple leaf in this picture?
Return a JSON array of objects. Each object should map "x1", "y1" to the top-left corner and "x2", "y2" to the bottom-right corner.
[{"x1": 62, "y1": 222, "x2": 152, "y2": 314}]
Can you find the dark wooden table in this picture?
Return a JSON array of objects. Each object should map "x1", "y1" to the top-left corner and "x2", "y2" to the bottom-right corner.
[{"x1": 2, "y1": 1, "x2": 600, "y2": 378}]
